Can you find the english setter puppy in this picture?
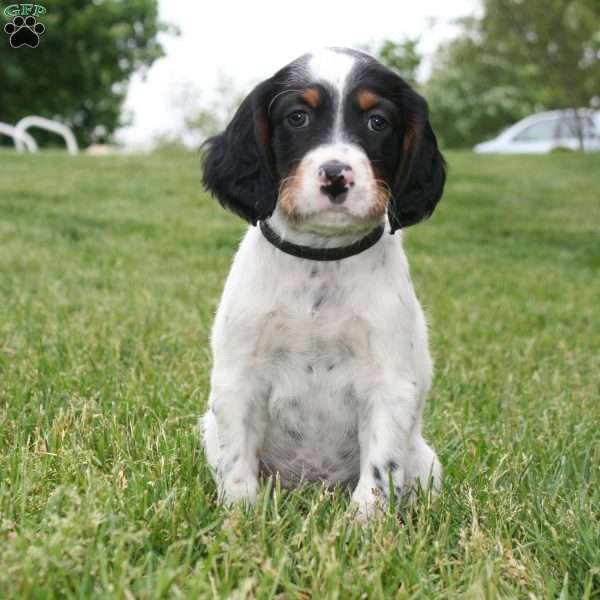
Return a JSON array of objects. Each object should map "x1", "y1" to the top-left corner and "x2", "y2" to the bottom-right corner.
[{"x1": 201, "y1": 48, "x2": 446, "y2": 517}]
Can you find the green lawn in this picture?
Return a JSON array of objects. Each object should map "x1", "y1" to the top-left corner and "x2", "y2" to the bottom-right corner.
[{"x1": 0, "y1": 149, "x2": 599, "y2": 599}]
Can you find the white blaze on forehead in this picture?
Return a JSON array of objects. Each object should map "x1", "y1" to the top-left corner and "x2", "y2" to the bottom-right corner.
[
  {"x1": 308, "y1": 49, "x2": 356, "y2": 141},
  {"x1": 308, "y1": 49, "x2": 356, "y2": 91}
]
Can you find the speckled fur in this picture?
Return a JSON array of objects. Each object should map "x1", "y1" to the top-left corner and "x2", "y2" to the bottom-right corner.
[{"x1": 201, "y1": 218, "x2": 441, "y2": 516}]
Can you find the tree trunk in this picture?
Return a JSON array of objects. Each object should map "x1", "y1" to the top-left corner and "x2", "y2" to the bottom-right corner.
[{"x1": 570, "y1": 108, "x2": 585, "y2": 152}]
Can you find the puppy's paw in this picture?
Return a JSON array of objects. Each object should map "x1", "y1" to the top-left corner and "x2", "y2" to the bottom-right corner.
[
  {"x1": 350, "y1": 483, "x2": 385, "y2": 522},
  {"x1": 221, "y1": 473, "x2": 259, "y2": 506}
]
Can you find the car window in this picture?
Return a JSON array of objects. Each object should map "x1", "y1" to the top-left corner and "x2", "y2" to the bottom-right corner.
[
  {"x1": 513, "y1": 119, "x2": 560, "y2": 142},
  {"x1": 557, "y1": 116, "x2": 597, "y2": 139}
]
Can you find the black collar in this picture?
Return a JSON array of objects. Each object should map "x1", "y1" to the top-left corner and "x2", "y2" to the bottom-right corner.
[{"x1": 259, "y1": 221, "x2": 385, "y2": 261}]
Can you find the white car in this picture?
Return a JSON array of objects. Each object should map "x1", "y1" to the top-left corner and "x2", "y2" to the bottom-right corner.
[{"x1": 474, "y1": 109, "x2": 600, "y2": 154}]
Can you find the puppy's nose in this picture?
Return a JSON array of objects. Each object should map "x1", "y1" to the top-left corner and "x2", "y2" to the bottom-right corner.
[
  {"x1": 318, "y1": 161, "x2": 354, "y2": 204},
  {"x1": 319, "y1": 160, "x2": 349, "y2": 183}
]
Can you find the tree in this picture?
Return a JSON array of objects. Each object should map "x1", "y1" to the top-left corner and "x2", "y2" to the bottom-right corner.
[
  {"x1": 373, "y1": 38, "x2": 422, "y2": 88},
  {"x1": 481, "y1": 0, "x2": 600, "y2": 111},
  {"x1": 0, "y1": 0, "x2": 172, "y2": 147},
  {"x1": 480, "y1": 0, "x2": 600, "y2": 149},
  {"x1": 423, "y1": 18, "x2": 539, "y2": 148},
  {"x1": 377, "y1": 0, "x2": 600, "y2": 148}
]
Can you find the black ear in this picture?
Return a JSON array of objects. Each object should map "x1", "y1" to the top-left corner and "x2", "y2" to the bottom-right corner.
[
  {"x1": 202, "y1": 82, "x2": 278, "y2": 224},
  {"x1": 388, "y1": 92, "x2": 446, "y2": 232}
]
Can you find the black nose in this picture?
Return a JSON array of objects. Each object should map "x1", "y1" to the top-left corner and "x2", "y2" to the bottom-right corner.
[
  {"x1": 319, "y1": 161, "x2": 352, "y2": 203},
  {"x1": 319, "y1": 160, "x2": 348, "y2": 181}
]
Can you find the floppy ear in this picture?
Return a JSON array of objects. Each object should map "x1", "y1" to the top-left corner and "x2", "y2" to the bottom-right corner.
[
  {"x1": 202, "y1": 82, "x2": 278, "y2": 224},
  {"x1": 388, "y1": 92, "x2": 446, "y2": 232}
]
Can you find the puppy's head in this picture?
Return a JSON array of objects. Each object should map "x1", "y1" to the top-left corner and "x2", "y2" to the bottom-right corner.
[{"x1": 202, "y1": 48, "x2": 446, "y2": 235}]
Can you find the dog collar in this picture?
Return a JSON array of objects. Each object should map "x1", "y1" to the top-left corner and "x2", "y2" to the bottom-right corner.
[{"x1": 259, "y1": 221, "x2": 385, "y2": 261}]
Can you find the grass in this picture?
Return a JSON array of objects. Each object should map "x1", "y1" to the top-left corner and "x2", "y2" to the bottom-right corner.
[{"x1": 0, "y1": 148, "x2": 598, "y2": 599}]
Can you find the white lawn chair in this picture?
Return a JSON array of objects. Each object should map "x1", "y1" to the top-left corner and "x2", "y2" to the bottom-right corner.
[
  {"x1": 0, "y1": 122, "x2": 38, "y2": 152},
  {"x1": 15, "y1": 116, "x2": 78, "y2": 154}
]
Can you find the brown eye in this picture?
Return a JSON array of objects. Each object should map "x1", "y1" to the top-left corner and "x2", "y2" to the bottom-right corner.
[
  {"x1": 287, "y1": 111, "x2": 310, "y2": 128},
  {"x1": 368, "y1": 115, "x2": 388, "y2": 132}
]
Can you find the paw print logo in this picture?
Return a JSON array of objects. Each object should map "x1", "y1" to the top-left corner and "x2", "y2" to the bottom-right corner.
[{"x1": 4, "y1": 15, "x2": 45, "y2": 48}]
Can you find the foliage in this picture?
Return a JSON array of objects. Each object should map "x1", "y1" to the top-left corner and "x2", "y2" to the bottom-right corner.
[
  {"x1": 423, "y1": 19, "x2": 539, "y2": 148},
  {"x1": 481, "y1": 0, "x2": 600, "y2": 110},
  {"x1": 377, "y1": 0, "x2": 600, "y2": 148},
  {"x1": 0, "y1": 149, "x2": 599, "y2": 597},
  {"x1": 0, "y1": 0, "x2": 171, "y2": 147},
  {"x1": 373, "y1": 38, "x2": 422, "y2": 88}
]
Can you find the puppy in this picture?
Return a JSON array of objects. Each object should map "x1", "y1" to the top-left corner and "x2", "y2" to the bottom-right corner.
[{"x1": 201, "y1": 48, "x2": 445, "y2": 517}]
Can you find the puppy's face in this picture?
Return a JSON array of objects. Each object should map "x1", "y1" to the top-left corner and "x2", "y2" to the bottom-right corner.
[
  {"x1": 203, "y1": 48, "x2": 445, "y2": 234},
  {"x1": 269, "y1": 52, "x2": 401, "y2": 234}
]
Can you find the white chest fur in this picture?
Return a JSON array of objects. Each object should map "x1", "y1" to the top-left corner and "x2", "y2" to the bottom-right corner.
[{"x1": 256, "y1": 287, "x2": 369, "y2": 488}]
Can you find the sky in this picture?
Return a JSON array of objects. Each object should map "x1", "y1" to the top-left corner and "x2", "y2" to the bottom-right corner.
[{"x1": 116, "y1": 0, "x2": 478, "y2": 148}]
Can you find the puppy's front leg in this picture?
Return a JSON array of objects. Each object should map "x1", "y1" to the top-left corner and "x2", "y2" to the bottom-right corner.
[
  {"x1": 207, "y1": 368, "x2": 268, "y2": 506},
  {"x1": 351, "y1": 380, "x2": 417, "y2": 518}
]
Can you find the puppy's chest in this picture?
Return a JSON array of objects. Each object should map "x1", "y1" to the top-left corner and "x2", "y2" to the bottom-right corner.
[
  {"x1": 257, "y1": 272, "x2": 370, "y2": 375},
  {"x1": 256, "y1": 272, "x2": 369, "y2": 487}
]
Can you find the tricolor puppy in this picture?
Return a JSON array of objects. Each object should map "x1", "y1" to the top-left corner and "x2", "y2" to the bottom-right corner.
[{"x1": 201, "y1": 48, "x2": 445, "y2": 517}]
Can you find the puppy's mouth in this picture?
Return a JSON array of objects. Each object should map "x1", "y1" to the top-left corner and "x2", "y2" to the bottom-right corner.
[{"x1": 323, "y1": 204, "x2": 349, "y2": 213}]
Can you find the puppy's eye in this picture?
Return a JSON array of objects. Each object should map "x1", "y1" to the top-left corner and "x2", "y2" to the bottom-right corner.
[
  {"x1": 368, "y1": 115, "x2": 388, "y2": 132},
  {"x1": 287, "y1": 111, "x2": 310, "y2": 128}
]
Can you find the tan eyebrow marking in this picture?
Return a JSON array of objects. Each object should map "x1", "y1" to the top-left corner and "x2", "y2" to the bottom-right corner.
[
  {"x1": 358, "y1": 90, "x2": 379, "y2": 111},
  {"x1": 302, "y1": 87, "x2": 321, "y2": 108}
]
